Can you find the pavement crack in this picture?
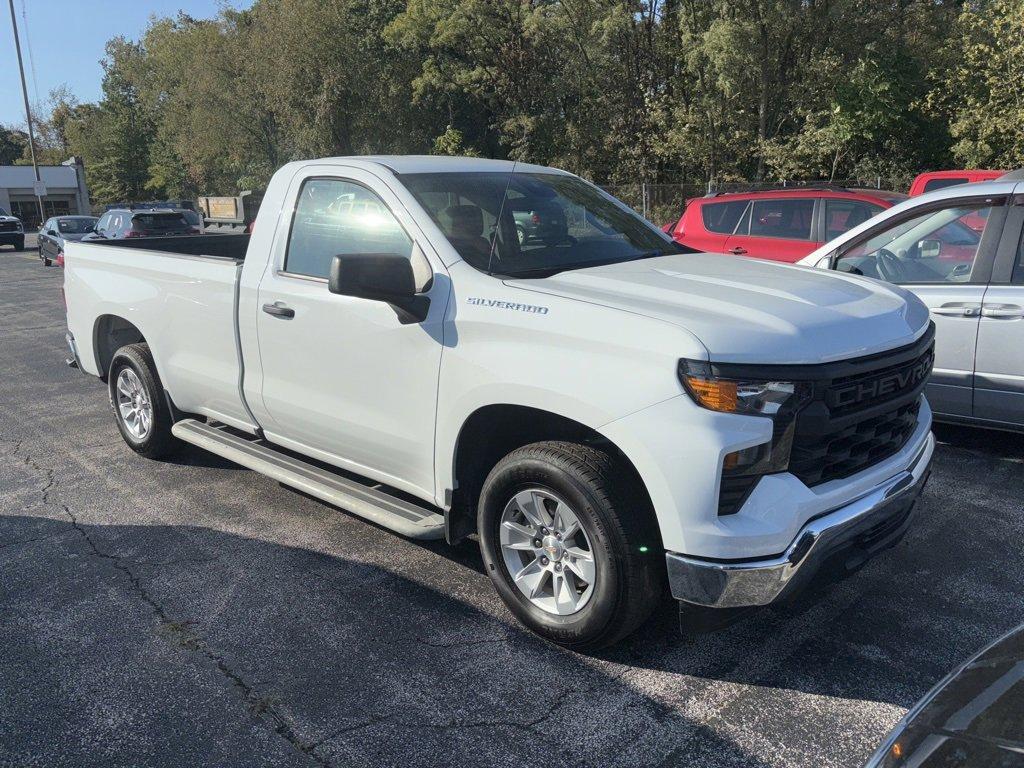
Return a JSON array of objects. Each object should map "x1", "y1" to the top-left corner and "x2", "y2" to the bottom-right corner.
[{"x1": 14, "y1": 446, "x2": 335, "y2": 768}]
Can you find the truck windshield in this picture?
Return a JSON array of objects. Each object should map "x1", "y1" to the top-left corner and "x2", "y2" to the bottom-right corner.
[{"x1": 402, "y1": 172, "x2": 689, "y2": 278}]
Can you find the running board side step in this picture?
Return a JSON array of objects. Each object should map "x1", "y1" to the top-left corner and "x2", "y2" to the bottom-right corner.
[{"x1": 171, "y1": 419, "x2": 445, "y2": 540}]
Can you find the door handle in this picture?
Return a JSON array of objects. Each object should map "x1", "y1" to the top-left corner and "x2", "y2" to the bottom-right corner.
[
  {"x1": 931, "y1": 302, "x2": 981, "y2": 317},
  {"x1": 728, "y1": 246, "x2": 747, "y2": 255},
  {"x1": 981, "y1": 304, "x2": 1023, "y2": 319},
  {"x1": 262, "y1": 302, "x2": 295, "y2": 319}
]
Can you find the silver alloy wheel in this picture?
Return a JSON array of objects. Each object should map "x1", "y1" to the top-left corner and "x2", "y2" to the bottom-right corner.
[
  {"x1": 499, "y1": 488, "x2": 596, "y2": 616},
  {"x1": 115, "y1": 368, "x2": 153, "y2": 440}
]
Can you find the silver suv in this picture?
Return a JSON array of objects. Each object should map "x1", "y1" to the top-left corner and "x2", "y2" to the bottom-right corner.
[{"x1": 800, "y1": 170, "x2": 1024, "y2": 432}]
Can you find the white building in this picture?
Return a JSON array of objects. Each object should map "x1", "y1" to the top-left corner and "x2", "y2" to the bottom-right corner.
[{"x1": 0, "y1": 158, "x2": 91, "y2": 229}]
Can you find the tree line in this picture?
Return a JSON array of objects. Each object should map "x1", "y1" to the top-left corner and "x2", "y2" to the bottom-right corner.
[{"x1": 1, "y1": 0, "x2": 1021, "y2": 208}]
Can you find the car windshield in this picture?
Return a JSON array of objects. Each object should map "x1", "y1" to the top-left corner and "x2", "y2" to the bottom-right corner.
[
  {"x1": 57, "y1": 218, "x2": 97, "y2": 234},
  {"x1": 402, "y1": 171, "x2": 689, "y2": 278}
]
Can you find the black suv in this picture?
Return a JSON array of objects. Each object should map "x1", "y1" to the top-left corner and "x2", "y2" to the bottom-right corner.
[
  {"x1": 84, "y1": 208, "x2": 197, "y2": 240},
  {"x1": 0, "y1": 207, "x2": 25, "y2": 251}
]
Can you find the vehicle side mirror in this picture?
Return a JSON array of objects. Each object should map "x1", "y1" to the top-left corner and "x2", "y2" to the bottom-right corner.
[
  {"x1": 918, "y1": 239, "x2": 941, "y2": 258},
  {"x1": 46, "y1": 229, "x2": 57, "y2": 236},
  {"x1": 329, "y1": 253, "x2": 430, "y2": 324}
]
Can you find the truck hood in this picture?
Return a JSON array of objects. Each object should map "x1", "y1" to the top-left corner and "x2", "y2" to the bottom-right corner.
[{"x1": 513, "y1": 253, "x2": 930, "y2": 364}]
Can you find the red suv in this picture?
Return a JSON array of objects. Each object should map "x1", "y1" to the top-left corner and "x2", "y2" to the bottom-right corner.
[
  {"x1": 908, "y1": 170, "x2": 1003, "y2": 196},
  {"x1": 664, "y1": 186, "x2": 906, "y2": 263}
]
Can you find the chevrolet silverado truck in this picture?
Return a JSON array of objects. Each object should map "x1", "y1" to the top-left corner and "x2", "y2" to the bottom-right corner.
[{"x1": 63, "y1": 156, "x2": 936, "y2": 649}]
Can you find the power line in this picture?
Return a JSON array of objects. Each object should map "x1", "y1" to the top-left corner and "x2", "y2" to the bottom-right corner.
[{"x1": 18, "y1": 0, "x2": 40, "y2": 105}]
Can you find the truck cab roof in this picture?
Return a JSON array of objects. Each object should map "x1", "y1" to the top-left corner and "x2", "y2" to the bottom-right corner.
[{"x1": 298, "y1": 155, "x2": 573, "y2": 177}]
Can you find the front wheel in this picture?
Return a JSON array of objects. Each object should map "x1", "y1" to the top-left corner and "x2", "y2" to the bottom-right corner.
[
  {"x1": 478, "y1": 441, "x2": 662, "y2": 651},
  {"x1": 108, "y1": 343, "x2": 177, "y2": 459}
]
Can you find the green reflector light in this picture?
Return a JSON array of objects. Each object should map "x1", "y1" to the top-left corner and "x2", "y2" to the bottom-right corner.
[{"x1": 639, "y1": 546, "x2": 649, "y2": 553}]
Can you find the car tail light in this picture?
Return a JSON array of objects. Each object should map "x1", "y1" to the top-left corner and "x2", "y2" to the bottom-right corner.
[
  {"x1": 125, "y1": 229, "x2": 145, "y2": 238},
  {"x1": 531, "y1": 213, "x2": 540, "y2": 225},
  {"x1": 56, "y1": 250, "x2": 64, "y2": 267}
]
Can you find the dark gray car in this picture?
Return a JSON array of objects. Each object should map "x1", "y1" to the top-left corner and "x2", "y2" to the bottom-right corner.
[
  {"x1": 38, "y1": 215, "x2": 99, "y2": 266},
  {"x1": 865, "y1": 622, "x2": 1024, "y2": 766}
]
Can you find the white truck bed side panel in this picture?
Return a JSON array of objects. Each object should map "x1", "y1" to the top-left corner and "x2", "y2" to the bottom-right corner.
[{"x1": 64, "y1": 242, "x2": 252, "y2": 429}]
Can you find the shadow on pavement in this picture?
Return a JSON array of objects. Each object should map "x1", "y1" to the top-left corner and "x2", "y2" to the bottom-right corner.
[{"x1": 0, "y1": 514, "x2": 769, "y2": 768}]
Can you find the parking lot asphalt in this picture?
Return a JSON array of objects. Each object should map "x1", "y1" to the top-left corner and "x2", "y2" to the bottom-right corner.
[{"x1": 2, "y1": 247, "x2": 1024, "y2": 768}]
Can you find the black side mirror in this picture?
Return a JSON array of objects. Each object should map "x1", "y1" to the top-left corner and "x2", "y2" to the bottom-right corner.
[
  {"x1": 46, "y1": 229, "x2": 57, "y2": 236},
  {"x1": 329, "y1": 253, "x2": 430, "y2": 323}
]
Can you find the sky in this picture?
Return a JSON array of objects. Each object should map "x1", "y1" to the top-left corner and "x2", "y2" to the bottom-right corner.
[{"x1": 1, "y1": 0, "x2": 252, "y2": 126}]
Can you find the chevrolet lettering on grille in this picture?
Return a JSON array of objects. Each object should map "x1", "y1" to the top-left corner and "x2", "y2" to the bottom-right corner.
[{"x1": 829, "y1": 352, "x2": 933, "y2": 409}]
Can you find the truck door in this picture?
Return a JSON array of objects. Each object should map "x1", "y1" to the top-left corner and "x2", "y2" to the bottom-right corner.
[
  {"x1": 973, "y1": 196, "x2": 1024, "y2": 426},
  {"x1": 253, "y1": 167, "x2": 448, "y2": 501}
]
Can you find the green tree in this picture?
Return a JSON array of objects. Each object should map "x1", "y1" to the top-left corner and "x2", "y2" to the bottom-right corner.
[{"x1": 934, "y1": 0, "x2": 1024, "y2": 168}]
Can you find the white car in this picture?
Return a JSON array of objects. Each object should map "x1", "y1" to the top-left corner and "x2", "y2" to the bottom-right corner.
[
  {"x1": 63, "y1": 156, "x2": 934, "y2": 649},
  {"x1": 798, "y1": 170, "x2": 1024, "y2": 432}
]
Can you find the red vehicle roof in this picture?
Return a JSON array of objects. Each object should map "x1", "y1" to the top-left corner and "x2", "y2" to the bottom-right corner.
[{"x1": 909, "y1": 170, "x2": 1004, "y2": 196}]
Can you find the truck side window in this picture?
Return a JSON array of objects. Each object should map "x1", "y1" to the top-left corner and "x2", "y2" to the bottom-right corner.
[{"x1": 285, "y1": 178, "x2": 413, "y2": 279}]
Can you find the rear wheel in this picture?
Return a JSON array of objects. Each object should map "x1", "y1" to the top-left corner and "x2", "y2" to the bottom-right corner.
[
  {"x1": 478, "y1": 441, "x2": 662, "y2": 651},
  {"x1": 108, "y1": 343, "x2": 176, "y2": 459}
]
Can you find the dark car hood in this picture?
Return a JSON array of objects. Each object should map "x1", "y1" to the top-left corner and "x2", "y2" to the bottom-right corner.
[{"x1": 869, "y1": 625, "x2": 1024, "y2": 766}]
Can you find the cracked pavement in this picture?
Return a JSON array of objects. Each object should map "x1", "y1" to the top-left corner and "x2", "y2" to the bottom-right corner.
[{"x1": 2, "y1": 251, "x2": 1024, "y2": 767}]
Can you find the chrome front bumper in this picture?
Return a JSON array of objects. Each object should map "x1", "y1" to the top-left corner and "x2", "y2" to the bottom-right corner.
[{"x1": 666, "y1": 431, "x2": 935, "y2": 609}]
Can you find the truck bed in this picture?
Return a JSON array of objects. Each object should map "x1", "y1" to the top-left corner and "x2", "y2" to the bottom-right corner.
[
  {"x1": 64, "y1": 236, "x2": 255, "y2": 433},
  {"x1": 93, "y1": 233, "x2": 250, "y2": 261}
]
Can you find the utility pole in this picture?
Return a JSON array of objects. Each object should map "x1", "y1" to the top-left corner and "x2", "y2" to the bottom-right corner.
[{"x1": 8, "y1": 0, "x2": 46, "y2": 227}]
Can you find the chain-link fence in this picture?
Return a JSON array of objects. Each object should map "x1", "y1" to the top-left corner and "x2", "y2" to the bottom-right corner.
[{"x1": 602, "y1": 177, "x2": 914, "y2": 226}]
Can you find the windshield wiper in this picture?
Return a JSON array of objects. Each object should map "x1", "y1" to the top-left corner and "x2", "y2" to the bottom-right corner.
[{"x1": 510, "y1": 249, "x2": 665, "y2": 279}]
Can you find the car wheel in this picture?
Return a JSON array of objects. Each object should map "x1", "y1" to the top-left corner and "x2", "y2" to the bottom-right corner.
[
  {"x1": 516, "y1": 225, "x2": 526, "y2": 245},
  {"x1": 478, "y1": 441, "x2": 663, "y2": 651},
  {"x1": 108, "y1": 343, "x2": 176, "y2": 459}
]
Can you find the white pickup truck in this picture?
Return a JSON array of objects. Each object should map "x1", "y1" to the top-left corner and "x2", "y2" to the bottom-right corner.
[{"x1": 64, "y1": 156, "x2": 935, "y2": 649}]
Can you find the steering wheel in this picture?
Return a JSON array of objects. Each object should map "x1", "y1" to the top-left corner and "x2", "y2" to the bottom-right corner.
[{"x1": 874, "y1": 248, "x2": 907, "y2": 282}]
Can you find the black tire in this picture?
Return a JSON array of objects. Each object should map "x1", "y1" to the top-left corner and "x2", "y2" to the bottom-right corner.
[
  {"x1": 108, "y1": 343, "x2": 177, "y2": 459},
  {"x1": 43, "y1": 256, "x2": 52, "y2": 267},
  {"x1": 478, "y1": 441, "x2": 663, "y2": 651},
  {"x1": 14, "y1": 237, "x2": 24, "y2": 251}
]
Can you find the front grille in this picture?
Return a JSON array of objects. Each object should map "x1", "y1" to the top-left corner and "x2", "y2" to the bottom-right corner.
[
  {"x1": 0, "y1": 221, "x2": 18, "y2": 232},
  {"x1": 714, "y1": 326, "x2": 934, "y2": 514},
  {"x1": 788, "y1": 333, "x2": 933, "y2": 487},
  {"x1": 788, "y1": 398, "x2": 921, "y2": 486}
]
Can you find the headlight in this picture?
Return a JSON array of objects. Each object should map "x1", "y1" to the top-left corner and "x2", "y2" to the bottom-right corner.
[
  {"x1": 677, "y1": 360, "x2": 809, "y2": 416},
  {"x1": 15, "y1": 221, "x2": 23, "y2": 232},
  {"x1": 679, "y1": 360, "x2": 813, "y2": 511}
]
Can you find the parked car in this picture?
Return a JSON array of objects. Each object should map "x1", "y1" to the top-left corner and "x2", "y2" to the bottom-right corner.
[
  {"x1": 798, "y1": 170, "x2": 1024, "y2": 432},
  {"x1": 664, "y1": 186, "x2": 906, "y2": 263},
  {"x1": 83, "y1": 208, "x2": 199, "y2": 241},
  {"x1": 865, "y1": 622, "x2": 1024, "y2": 767},
  {"x1": 0, "y1": 206, "x2": 25, "y2": 251},
  {"x1": 908, "y1": 169, "x2": 1004, "y2": 196},
  {"x1": 64, "y1": 156, "x2": 935, "y2": 650},
  {"x1": 38, "y1": 215, "x2": 99, "y2": 266},
  {"x1": 512, "y1": 204, "x2": 571, "y2": 245}
]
